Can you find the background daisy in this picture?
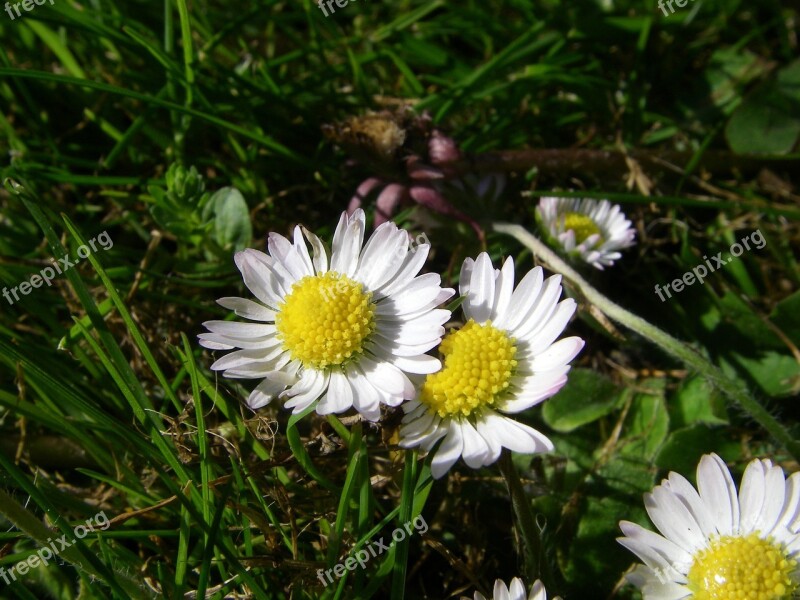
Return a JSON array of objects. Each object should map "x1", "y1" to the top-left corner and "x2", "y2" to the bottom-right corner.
[
  {"x1": 465, "y1": 578, "x2": 560, "y2": 600},
  {"x1": 536, "y1": 196, "x2": 636, "y2": 269},
  {"x1": 618, "y1": 452, "x2": 800, "y2": 599},
  {"x1": 199, "y1": 209, "x2": 453, "y2": 420},
  {"x1": 399, "y1": 252, "x2": 584, "y2": 478}
]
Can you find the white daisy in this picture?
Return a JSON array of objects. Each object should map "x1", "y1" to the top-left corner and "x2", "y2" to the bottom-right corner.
[
  {"x1": 618, "y1": 452, "x2": 800, "y2": 600},
  {"x1": 398, "y1": 252, "x2": 584, "y2": 479},
  {"x1": 535, "y1": 196, "x2": 636, "y2": 270},
  {"x1": 465, "y1": 578, "x2": 560, "y2": 600},
  {"x1": 198, "y1": 209, "x2": 454, "y2": 421}
]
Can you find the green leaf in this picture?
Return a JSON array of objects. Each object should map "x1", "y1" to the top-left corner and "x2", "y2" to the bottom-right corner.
[
  {"x1": 542, "y1": 368, "x2": 623, "y2": 432},
  {"x1": 726, "y1": 85, "x2": 800, "y2": 154},
  {"x1": 670, "y1": 376, "x2": 729, "y2": 428},
  {"x1": 770, "y1": 289, "x2": 800, "y2": 346},
  {"x1": 209, "y1": 187, "x2": 253, "y2": 252},
  {"x1": 730, "y1": 351, "x2": 800, "y2": 398},
  {"x1": 656, "y1": 425, "x2": 741, "y2": 474},
  {"x1": 620, "y1": 379, "x2": 669, "y2": 461}
]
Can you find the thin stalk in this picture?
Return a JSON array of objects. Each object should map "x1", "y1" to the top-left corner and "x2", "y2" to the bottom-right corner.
[
  {"x1": 493, "y1": 222, "x2": 800, "y2": 462},
  {"x1": 390, "y1": 450, "x2": 416, "y2": 600},
  {"x1": 498, "y1": 451, "x2": 541, "y2": 583}
]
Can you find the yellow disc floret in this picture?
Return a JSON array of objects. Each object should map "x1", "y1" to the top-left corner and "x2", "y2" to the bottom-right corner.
[
  {"x1": 275, "y1": 271, "x2": 375, "y2": 370},
  {"x1": 687, "y1": 533, "x2": 798, "y2": 600},
  {"x1": 420, "y1": 319, "x2": 517, "y2": 418},
  {"x1": 563, "y1": 212, "x2": 602, "y2": 245}
]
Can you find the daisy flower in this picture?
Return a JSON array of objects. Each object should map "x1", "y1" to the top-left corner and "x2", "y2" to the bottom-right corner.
[
  {"x1": 465, "y1": 578, "x2": 560, "y2": 600},
  {"x1": 398, "y1": 252, "x2": 584, "y2": 479},
  {"x1": 535, "y1": 196, "x2": 636, "y2": 269},
  {"x1": 618, "y1": 452, "x2": 800, "y2": 600},
  {"x1": 198, "y1": 209, "x2": 453, "y2": 421}
]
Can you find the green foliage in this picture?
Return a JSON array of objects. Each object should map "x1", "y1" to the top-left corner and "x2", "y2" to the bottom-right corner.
[
  {"x1": 0, "y1": 0, "x2": 798, "y2": 598},
  {"x1": 148, "y1": 164, "x2": 252, "y2": 257}
]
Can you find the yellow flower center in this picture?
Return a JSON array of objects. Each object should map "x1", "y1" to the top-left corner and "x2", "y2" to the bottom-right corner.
[
  {"x1": 275, "y1": 271, "x2": 375, "y2": 370},
  {"x1": 563, "y1": 212, "x2": 602, "y2": 245},
  {"x1": 687, "y1": 533, "x2": 798, "y2": 600},
  {"x1": 420, "y1": 320, "x2": 517, "y2": 418}
]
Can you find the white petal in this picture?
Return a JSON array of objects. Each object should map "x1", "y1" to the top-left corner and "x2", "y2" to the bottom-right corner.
[
  {"x1": 316, "y1": 370, "x2": 354, "y2": 415},
  {"x1": 358, "y1": 356, "x2": 408, "y2": 400},
  {"x1": 357, "y1": 223, "x2": 408, "y2": 289},
  {"x1": 777, "y1": 473, "x2": 800, "y2": 532},
  {"x1": 663, "y1": 472, "x2": 717, "y2": 539},
  {"x1": 499, "y1": 371, "x2": 569, "y2": 413},
  {"x1": 490, "y1": 256, "x2": 515, "y2": 323},
  {"x1": 475, "y1": 417, "x2": 503, "y2": 466},
  {"x1": 199, "y1": 332, "x2": 280, "y2": 351},
  {"x1": 528, "y1": 580, "x2": 546, "y2": 600},
  {"x1": 645, "y1": 486, "x2": 706, "y2": 552},
  {"x1": 376, "y1": 273, "x2": 448, "y2": 317},
  {"x1": 292, "y1": 225, "x2": 315, "y2": 276},
  {"x1": 216, "y1": 297, "x2": 276, "y2": 322},
  {"x1": 511, "y1": 275, "x2": 563, "y2": 340},
  {"x1": 247, "y1": 377, "x2": 287, "y2": 410},
  {"x1": 518, "y1": 300, "x2": 577, "y2": 356},
  {"x1": 527, "y1": 337, "x2": 585, "y2": 371},
  {"x1": 459, "y1": 257, "x2": 474, "y2": 298},
  {"x1": 389, "y1": 354, "x2": 442, "y2": 375},
  {"x1": 459, "y1": 419, "x2": 491, "y2": 469},
  {"x1": 378, "y1": 241, "x2": 430, "y2": 297},
  {"x1": 330, "y1": 210, "x2": 365, "y2": 277},
  {"x1": 496, "y1": 267, "x2": 543, "y2": 331},
  {"x1": 619, "y1": 520, "x2": 692, "y2": 575},
  {"x1": 302, "y1": 226, "x2": 328, "y2": 274},
  {"x1": 480, "y1": 410, "x2": 553, "y2": 454},
  {"x1": 198, "y1": 338, "x2": 234, "y2": 350},
  {"x1": 282, "y1": 369, "x2": 329, "y2": 412},
  {"x1": 753, "y1": 462, "x2": 787, "y2": 536},
  {"x1": 202, "y1": 320, "x2": 277, "y2": 339},
  {"x1": 224, "y1": 352, "x2": 291, "y2": 378},
  {"x1": 234, "y1": 250, "x2": 286, "y2": 308},
  {"x1": 430, "y1": 422, "x2": 464, "y2": 479},
  {"x1": 697, "y1": 453, "x2": 739, "y2": 536},
  {"x1": 347, "y1": 365, "x2": 382, "y2": 421},
  {"x1": 210, "y1": 346, "x2": 283, "y2": 371},
  {"x1": 268, "y1": 232, "x2": 311, "y2": 282},
  {"x1": 463, "y1": 252, "x2": 495, "y2": 323}
]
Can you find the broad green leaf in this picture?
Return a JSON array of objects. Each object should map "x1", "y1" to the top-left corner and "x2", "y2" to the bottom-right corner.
[
  {"x1": 656, "y1": 425, "x2": 741, "y2": 474},
  {"x1": 210, "y1": 187, "x2": 253, "y2": 252},
  {"x1": 730, "y1": 351, "x2": 800, "y2": 397},
  {"x1": 670, "y1": 376, "x2": 728, "y2": 428},
  {"x1": 726, "y1": 85, "x2": 800, "y2": 154},
  {"x1": 542, "y1": 369, "x2": 623, "y2": 432},
  {"x1": 771, "y1": 289, "x2": 800, "y2": 346}
]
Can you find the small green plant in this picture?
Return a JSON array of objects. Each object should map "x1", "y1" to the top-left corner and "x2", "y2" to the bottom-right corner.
[{"x1": 148, "y1": 164, "x2": 252, "y2": 258}]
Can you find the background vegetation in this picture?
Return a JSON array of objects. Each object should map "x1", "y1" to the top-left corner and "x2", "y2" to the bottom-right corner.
[{"x1": 1, "y1": 0, "x2": 799, "y2": 597}]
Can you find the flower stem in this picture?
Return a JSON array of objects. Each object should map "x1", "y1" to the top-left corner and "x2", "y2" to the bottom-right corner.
[
  {"x1": 498, "y1": 450, "x2": 541, "y2": 583},
  {"x1": 493, "y1": 221, "x2": 800, "y2": 462},
  {"x1": 390, "y1": 450, "x2": 417, "y2": 600}
]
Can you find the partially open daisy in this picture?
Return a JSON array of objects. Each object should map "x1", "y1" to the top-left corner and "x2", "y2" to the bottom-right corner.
[
  {"x1": 535, "y1": 196, "x2": 636, "y2": 270},
  {"x1": 465, "y1": 578, "x2": 560, "y2": 600},
  {"x1": 199, "y1": 209, "x2": 453, "y2": 421},
  {"x1": 618, "y1": 453, "x2": 800, "y2": 600},
  {"x1": 398, "y1": 252, "x2": 584, "y2": 479}
]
